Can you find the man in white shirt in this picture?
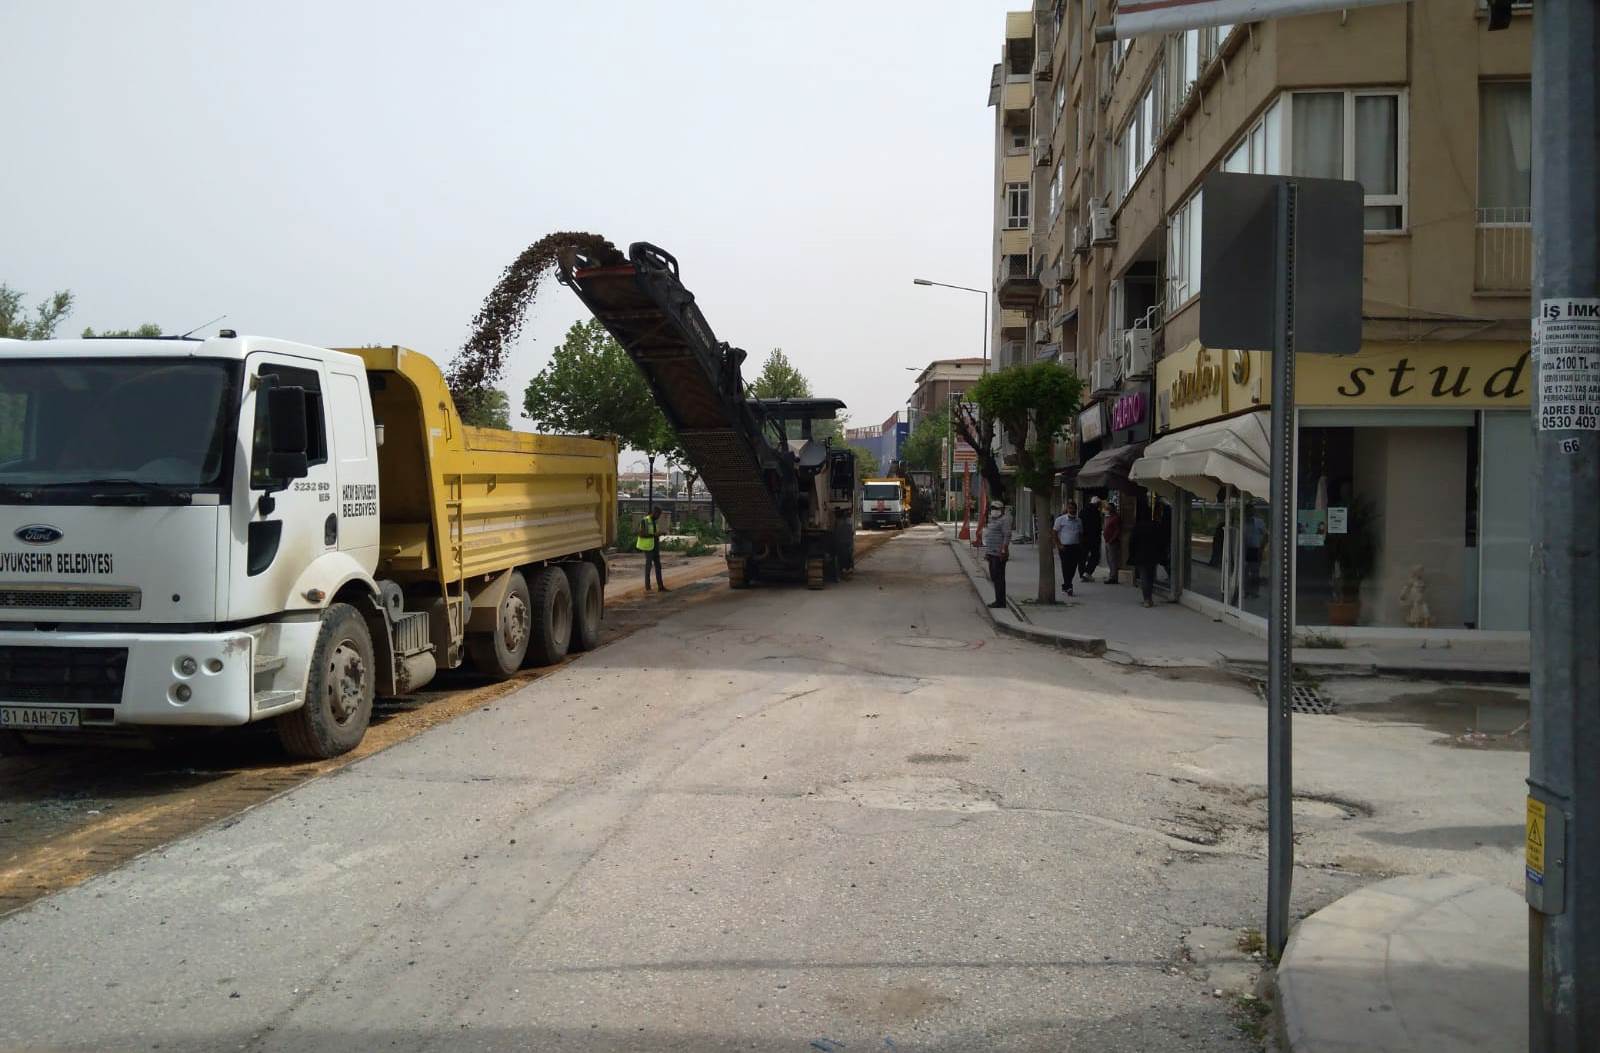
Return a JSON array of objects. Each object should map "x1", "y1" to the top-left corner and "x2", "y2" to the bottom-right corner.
[{"x1": 1051, "y1": 500, "x2": 1084, "y2": 597}]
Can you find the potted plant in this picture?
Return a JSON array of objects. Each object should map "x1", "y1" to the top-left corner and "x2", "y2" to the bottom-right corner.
[{"x1": 1325, "y1": 495, "x2": 1378, "y2": 626}]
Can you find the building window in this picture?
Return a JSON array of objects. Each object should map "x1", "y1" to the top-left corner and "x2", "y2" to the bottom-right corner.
[
  {"x1": 1476, "y1": 80, "x2": 1532, "y2": 290},
  {"x1": 1223, "y1": 99, "x2": 1284, "y2": 175},
  {"x1": 1167, "y1": 189, "x2": 1203, "y2": 307},
  {"x1": 1009, "y1": 125, "x2": 1029, "y2": 152},
  {"x1": 1006, "y1": 183, "x2": 1031, "y2": 228},
  {"x1": 1479, "y1": 81, "x2": 1531, "y2": 214},
  {"x1": 1288, "y1": 89, "x2": 1407, "y2": 231},
  {"x1": 1115, "y1": 75, "x2": 1163, "y2": 202},
  {"x1": 1055, "y1": 79, "x2": 1067, "y2": 123},
  {"x1": 1051, "y1": 158, "x2": 1065, "y2": 217}
]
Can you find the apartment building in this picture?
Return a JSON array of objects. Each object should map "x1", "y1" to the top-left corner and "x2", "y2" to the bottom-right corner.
[
  {"x1": 909, "y1": 358, "x2": 989, "y2": 426},
  {"x1": 988, "y1": 0, "x2": 1533, "y2": 637}
]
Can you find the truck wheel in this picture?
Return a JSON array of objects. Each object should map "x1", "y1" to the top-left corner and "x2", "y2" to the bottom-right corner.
[
  {"x1": 562, "y1": 562, "x2": 602, "y2": 652},
  {"x1": 728, "y1": 555, "x2": 750, "y2": 589},
  {"x1": 277, "y1": 603, "x2": 375, "y2": 760},
  {"x1": 525, "y1": 566, "x2": 573, "y2": 666},
  {"x1": 467, "y1": 570, "x2": 531, "y2": 678},
  {"x1": 805, "y1": 557, "x2": 826, "y2": 590}
]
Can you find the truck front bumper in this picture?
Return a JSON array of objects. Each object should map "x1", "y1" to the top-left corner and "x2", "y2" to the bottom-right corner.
[{"x1": 0, "y1": 628, "x2": 258, "y2": 728}]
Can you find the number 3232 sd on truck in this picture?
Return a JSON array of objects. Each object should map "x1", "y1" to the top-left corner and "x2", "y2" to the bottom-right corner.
[{"x1": 0, "y1": 335, "x2": 616, "y2": 758}]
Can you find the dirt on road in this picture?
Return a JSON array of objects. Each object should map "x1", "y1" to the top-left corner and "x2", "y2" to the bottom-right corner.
[{"x1": 0, "y1": 533, "x2": 898, "y2": 917}]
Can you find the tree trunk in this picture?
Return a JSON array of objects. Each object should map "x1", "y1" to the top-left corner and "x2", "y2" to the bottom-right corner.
[
  {"x1": 951, "y1": 406, "x2": 1008, "y2": 504},
  {"x1": 1035, "y1": 476, "x2": 1058, "y2": 604}
]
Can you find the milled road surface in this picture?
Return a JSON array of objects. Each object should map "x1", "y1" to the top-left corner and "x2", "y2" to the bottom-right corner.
[{"x1": 1, "y1": 527, "x2": 1520, "y2": 1051}]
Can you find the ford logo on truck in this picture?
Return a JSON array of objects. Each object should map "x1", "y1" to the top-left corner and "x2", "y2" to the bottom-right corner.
[{"x1": 14, "y1": 525, "x2": 63, "y2": 545}]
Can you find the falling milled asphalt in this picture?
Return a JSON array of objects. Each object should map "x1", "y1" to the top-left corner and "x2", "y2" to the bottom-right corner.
[{"x1": 0, "y1": 528, "x2": 1290, "y2": 1052}]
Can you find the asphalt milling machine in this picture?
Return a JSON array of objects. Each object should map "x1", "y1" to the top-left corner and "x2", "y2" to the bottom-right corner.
[{"x1": 557, "y1": 242, "x2": 856, "y2": 590}]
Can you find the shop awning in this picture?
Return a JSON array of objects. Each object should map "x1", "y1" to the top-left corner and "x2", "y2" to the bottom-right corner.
[
  {"x1": 1129, "y1": 411, "x2": 1270, "y2": 502},
  {"x1": 1074, "y1": 442, "x2": 1147, "y2": 491}
]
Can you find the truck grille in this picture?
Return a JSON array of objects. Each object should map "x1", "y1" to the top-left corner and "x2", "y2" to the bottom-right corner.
[
  {"x1": 0, "y1": 587, "x2": 141, "y2": 612},
  {"x1": 0, "y1": 646, "x2": 128, "y2": 705}
]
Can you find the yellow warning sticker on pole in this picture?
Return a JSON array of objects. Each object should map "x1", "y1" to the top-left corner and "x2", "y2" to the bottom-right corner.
[{"x1": 1527, "y1": 797, "x2": 1547, "y2": 884}]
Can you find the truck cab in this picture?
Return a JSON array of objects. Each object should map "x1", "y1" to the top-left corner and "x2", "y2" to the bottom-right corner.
[
  {"x1": 860, "y1": 478, "x2": 910, "y2": 529},
  {"x1": 0, "y1": 335, "x2": 382, "y2": 750}
]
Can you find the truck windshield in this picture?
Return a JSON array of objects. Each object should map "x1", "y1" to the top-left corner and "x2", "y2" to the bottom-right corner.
[
  {"x1": 864, "y1": 483, "x2": 902, "y2": 501},
  {"x1": 0, "y1": 358, "x2": 238, "y2": 493}
]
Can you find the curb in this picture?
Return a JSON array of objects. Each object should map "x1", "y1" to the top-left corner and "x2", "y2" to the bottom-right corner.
[
  {"x1": 1222, "y1": 657, "x2": 1529, "y2": 685},
  {"x1": 1275, "y1": 873, "x2": 1525, "y2": 1053},
  {"x1": 945, "y1": 533, "x2": 1107, "y2": 657}
]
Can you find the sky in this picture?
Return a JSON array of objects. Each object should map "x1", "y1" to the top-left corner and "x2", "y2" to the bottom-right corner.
[{"x1": 2, "y1": 1, "x2": 1015, "y2": 448}]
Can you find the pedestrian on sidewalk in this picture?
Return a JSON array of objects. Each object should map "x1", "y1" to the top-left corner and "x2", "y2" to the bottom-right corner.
[
  {"x1": 1132, "y1": 502, "x2": 1164, "y2": 607},
  {"x1": 1078, "y1": 496, "x2": 1101, "y2": 582},
  {"x1": 1051, "y1": 500, "x2": 1083, "y2": 596},
  {"x1": 637, "y1": 507, "x2": 668, "y2": 592},
  {"x1": 1102, "y1": 500, "x2": 1123, "y2": 584},
  {"x1": 981, "y1": 499, "x2": 1012, "y2": 609}
]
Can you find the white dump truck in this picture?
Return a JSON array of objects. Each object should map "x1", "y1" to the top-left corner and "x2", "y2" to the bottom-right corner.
[{"x1": 0, "y1": 335, "x2": 616, "y2": 758}]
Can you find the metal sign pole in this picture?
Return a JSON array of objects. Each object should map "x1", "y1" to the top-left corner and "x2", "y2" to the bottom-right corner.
[
  {"x1": 1266, "y1": 180, "x2": 1298, "y2": 959},
  {"x1": 1528, "y1": 0, "x2": 1600, "y2": 1046}
]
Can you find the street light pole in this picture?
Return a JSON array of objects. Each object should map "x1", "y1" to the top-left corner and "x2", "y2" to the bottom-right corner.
[
  {"x1": 915, "y1": 278, "x2": 991, "y2": 521},
  {"x1": 913, "y1": 278, "x2": 990, "y2": 373}
]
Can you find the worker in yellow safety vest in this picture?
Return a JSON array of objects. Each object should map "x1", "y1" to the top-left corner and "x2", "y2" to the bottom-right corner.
[{"x1": 637, "y1": 507, "x2": 667, "y2": 592}]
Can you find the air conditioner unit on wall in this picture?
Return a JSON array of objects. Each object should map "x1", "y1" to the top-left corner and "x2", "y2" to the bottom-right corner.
[
  {"x1": 1071, "y1": 224, "x2": 1090, "y2": 256},
  {"x1": 1091, "y1": 356, "x2": 1120, "y2": 394},
  {"x1": 1121, "y1": 328, "x2": 1154, "y2": 378},
  {"x1": 1090, "y1": 202, "x2": 1115, "y2": 244}
]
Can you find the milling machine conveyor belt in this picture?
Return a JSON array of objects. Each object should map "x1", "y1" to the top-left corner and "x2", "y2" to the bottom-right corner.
[{"x1": 558, "y1": 242, "x2": 797, "y2": 540}]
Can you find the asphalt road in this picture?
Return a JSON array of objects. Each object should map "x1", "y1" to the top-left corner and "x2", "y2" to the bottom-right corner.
[{"x1": 0, "y1": 528, "x2": 1329, "y2": 1051}]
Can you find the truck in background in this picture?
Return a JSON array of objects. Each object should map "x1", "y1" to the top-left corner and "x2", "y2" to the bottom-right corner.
[
  {"x1": 860, "y1": 477, "x2": 910, "y2": 529},
  {"x1": 0, "y1": 336, "x2": 615, "y2": 759}
]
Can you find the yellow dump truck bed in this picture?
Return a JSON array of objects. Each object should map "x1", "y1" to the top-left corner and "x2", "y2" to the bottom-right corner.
[{"x1": 345, "y1": 346, "x2": 617, "y2": 591}]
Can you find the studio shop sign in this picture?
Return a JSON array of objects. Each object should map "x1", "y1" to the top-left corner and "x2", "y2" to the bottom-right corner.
[{"x1": 1111, "y1": 391, "x2": 1147, "y2": 431}]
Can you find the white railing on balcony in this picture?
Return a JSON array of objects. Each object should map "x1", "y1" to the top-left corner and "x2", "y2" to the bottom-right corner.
[{"x1": 1475, "y1": 207, "x2": 1532, "y2": 292}]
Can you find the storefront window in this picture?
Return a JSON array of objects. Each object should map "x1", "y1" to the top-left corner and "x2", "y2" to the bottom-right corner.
[
  {"x1": 1297, "y1": 418, "x2": 1476, "y2": 628},
  {"x1": 1186, "y1": 495, "x2": 1227, "y2": 604}
]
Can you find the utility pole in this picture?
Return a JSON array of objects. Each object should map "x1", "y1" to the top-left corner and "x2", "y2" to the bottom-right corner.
[
  {"x1": 1528, "y1": 0, "x2": 1600, "y2": 1047},
  {"x1": 948, "y1": 393, "x2": 958, "y2": 521}
]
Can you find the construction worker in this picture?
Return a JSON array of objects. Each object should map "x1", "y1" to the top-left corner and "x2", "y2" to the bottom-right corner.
[{"x1": 637, "y1": 507, "x2": 667, "y2": 591}]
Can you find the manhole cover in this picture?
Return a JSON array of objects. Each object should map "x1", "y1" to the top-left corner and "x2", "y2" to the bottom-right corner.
[
  {"x1": 1256, "y1": 683, "x2": 1338, "y2": 715},
  {"x1": 891, "y1": 637, "x2": 981, "y2": 651}
]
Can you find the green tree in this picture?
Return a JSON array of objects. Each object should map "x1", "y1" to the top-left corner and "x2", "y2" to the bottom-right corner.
[
  {"x1": 523, "y1": 318, "x2": 681, "y2": 495},
  {"x1": 964, "y1": 361, "x2": 1085, "y2": 604},
  {"x1": 902, "y1": 411, "x2": 950, "y2": 473},
  {"x1": 745, "y1": 347, "x2": 848, "y2": 444},
  {"x1": 849, "y1": 445, "x2": 880, "y2": 478},
  {"x1": 747, "y1": 347, "x2": 811, "y2": 399},
  {"x1": 455, "y1": 386, "x2": 511, "y2": 429},
  {"x1": 0, "y1": 285, "x2": 74, "y2": 340},
  {"x1": 82, "y1": 323, "x2": 163, "y2": 338}
]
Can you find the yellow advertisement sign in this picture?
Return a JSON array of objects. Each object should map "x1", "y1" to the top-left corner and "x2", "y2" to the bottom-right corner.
[
  {"x1": 1156, "y1": 342, "x2": 1268, "y2": 432},
  {"x1": 1156, "y1": 340, "x2": 1531, "y2": 432},
  {"x1": 1297, "y1": 341, "x2": 1531, "y2": 409}
]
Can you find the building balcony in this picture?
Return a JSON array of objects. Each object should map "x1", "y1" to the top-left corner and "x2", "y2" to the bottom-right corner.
[
  {"x1": 1475, "y1": 207, "x2": 1532, "y2": 293},
  {"x1": 997, "y1": 253, "x2": 1043, "y2": 312}
]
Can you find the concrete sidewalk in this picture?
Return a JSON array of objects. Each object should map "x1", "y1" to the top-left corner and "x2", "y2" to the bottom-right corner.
[
  {"x1": 943, "y1": 525, "x2": 1529, "y2": 680},
  {"x1": 1277, "y1": 873, "x2": 1526, "y2": 1053}
]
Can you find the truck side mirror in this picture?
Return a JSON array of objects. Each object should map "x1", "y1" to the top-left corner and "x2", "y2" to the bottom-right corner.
[{"x1": 266, "y1": 386, "x2": 310, "y2": 484}]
